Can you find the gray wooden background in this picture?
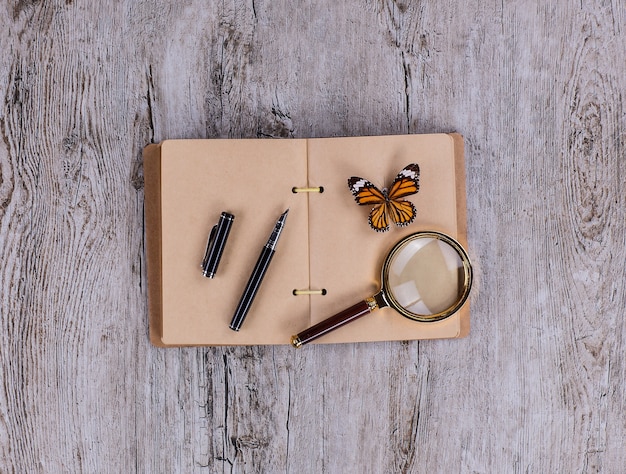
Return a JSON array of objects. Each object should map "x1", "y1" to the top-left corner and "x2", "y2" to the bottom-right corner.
[{"x1": 1, "y1": 0, "x2": 625, "y2": 472}]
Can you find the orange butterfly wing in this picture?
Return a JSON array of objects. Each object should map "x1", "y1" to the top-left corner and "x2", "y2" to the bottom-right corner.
[
  {"x1": 347, "y1": 177, "x2": 386, "y2": 205},
  {"x1": 369, "y1": 202, "x2": 389, "y2": 232},
  {"x1": 348, "y1": 177, "x2": 389, "y2": 231},
  {"x1": 387, "y1": 163, "x2": 420, "y2": 200},
  {"x1": 386, "y1": 200, "x2": 416, "y2": 226}
]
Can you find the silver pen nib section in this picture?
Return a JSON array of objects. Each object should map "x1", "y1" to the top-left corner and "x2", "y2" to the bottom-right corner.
[{"x1": 266, "y1": 209, "x2": 289, "y2": 251}]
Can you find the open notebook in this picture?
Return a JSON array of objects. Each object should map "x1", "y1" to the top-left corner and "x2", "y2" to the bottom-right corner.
[{"x1": 144, "y1": 134, "x2": 469, "y2": 346}]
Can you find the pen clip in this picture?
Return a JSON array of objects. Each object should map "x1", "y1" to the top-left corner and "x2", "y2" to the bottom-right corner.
[{"x1": 201, "y1": 224, "x2": 218, "y2": 271}]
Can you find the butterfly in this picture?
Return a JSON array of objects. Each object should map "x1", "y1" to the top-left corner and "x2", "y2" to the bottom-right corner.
[{"x1": 347, "y1": 163, "x2": 420, "y2": 232}]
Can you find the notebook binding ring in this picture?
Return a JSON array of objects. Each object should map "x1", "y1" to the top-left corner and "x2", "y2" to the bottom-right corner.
[
  {"x1": 293, "y1": 289, "x2": 327, "y2": 296},
  {"x1": 292, "y1": 186, "x2": 324, "y2": 193}
]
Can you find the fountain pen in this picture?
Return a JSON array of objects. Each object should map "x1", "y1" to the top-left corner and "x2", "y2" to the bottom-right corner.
[{"x1": 229, "y1": 209, "x2": 289, "y2": 331}]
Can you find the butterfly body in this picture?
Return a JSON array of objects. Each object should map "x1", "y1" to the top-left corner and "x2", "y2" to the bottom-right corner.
[{"x1": 348, "y1": 163, "x2": 420, "y2": 232}]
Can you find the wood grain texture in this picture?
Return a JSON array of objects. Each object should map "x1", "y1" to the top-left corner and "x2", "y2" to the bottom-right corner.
[{"x1": 1, "y1": 0, "x2": 625, "y2": 472}]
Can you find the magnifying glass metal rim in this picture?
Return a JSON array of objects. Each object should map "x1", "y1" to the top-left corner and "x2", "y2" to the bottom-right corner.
[{"x1": 379, "y1": 230, "x2": 473, "y2": 323}]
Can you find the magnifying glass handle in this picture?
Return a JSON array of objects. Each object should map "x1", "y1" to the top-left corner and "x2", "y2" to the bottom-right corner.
[{"x1": 291, "y1": 298, "x2": 377, "y2": 348}]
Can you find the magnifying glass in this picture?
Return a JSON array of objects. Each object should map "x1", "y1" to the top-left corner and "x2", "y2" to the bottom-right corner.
[{"x1": 291, "y1": 231, "x2": 473, "y2": 348}]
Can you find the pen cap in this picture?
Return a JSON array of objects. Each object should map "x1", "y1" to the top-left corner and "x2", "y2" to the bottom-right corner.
[{"x1": 202, "y1": 212, "x2": 235, "y2": 278}]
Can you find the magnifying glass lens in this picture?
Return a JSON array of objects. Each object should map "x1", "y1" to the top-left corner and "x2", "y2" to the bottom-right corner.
[{"x1": 386, "y1": 237, "x2": 466, "y2": 317}]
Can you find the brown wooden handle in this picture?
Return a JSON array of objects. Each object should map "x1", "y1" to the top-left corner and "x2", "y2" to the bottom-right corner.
[{"x1": 291, "y1": 300, "x2": 373, "y2": 347}]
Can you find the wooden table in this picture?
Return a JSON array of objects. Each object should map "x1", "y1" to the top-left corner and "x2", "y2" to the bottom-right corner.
[{"x1": 2, "y1": 1, "x2": 624, "y2": 472}]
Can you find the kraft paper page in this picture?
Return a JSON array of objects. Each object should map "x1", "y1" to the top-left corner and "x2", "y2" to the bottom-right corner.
[
  {"x1": 306, "y1": 134, "x2": 461, "y2": 344},
  {"x1": 158, "y1": 139, "x2": 310, "y2": 345}
]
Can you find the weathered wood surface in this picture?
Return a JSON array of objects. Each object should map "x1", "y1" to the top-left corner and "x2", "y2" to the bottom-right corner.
[{"x1": 1, "y1": 1, "x2": 625, "y2": 472}]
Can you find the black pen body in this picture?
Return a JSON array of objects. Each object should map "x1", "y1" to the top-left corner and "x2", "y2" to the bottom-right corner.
[
  {"x1": 229, "y1": 209, "x2": 288, "y2": 331},
  {"x1": 229, "y1": 244, "x2": 275, "y2": 331}
]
